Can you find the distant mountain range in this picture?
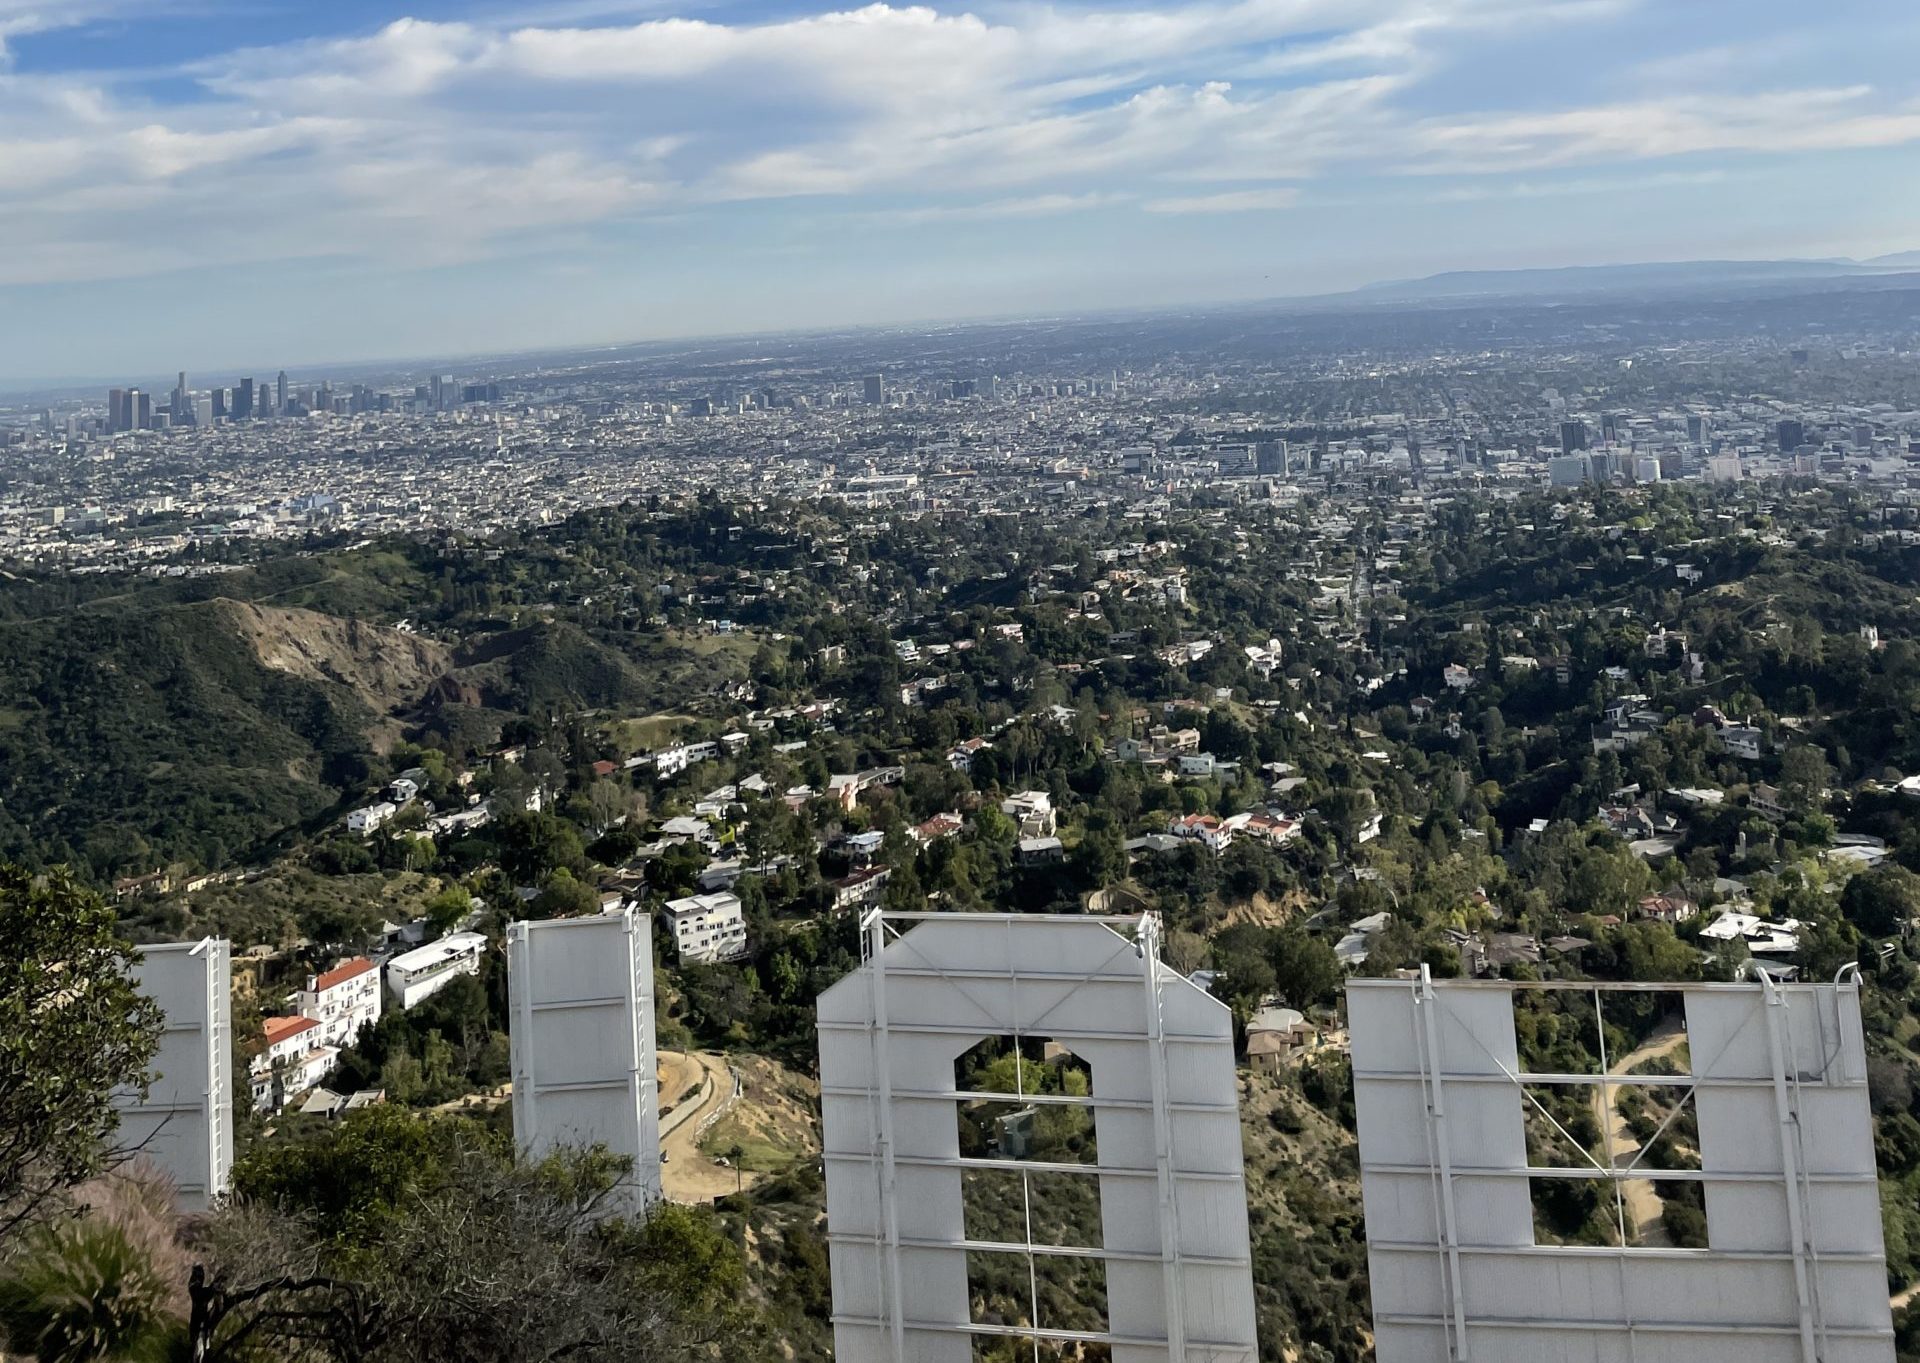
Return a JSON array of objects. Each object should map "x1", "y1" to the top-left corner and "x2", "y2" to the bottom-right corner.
[{"x1": 1345, "y1": 255, "x2": 1920, "y2": 303}]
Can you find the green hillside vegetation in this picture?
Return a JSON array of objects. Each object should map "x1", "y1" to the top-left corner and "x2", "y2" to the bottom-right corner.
[
  {"x1": 0, "y1": 575, "x2": 753, "y2": 883},
  {"x1": 0, "y1": 601, "x2": 375, "y2": 877}
]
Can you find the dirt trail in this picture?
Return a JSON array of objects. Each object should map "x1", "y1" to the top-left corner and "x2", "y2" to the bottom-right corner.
[
  {"x1": 429, "y1": 1051, "x2": 748, "y2": 1204},
  {"x1": 1591, "y1": 1020, "x2": 1689, "y2": 1247},
  {"x1": 658, "y1": 1050, "x2": 742, "y2": 1203}
]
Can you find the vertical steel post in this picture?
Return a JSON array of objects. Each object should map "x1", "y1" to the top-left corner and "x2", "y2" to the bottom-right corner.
[
  {"x1": 1139, "y1": 913, "x2": 1189, "y2": 1360},
  {"x1": 1760, "y1": 974, "x2": 1819, "y2": 1363},
  {"x1": 1417, "y1": 966, "x2": 1469, "y2": 1360},
  {"x1": 865, "y1": 910, "x2": 907, "y2": 1362}
]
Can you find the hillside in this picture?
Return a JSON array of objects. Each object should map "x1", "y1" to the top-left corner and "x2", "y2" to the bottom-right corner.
[
  {"x1": 0, "y1": 601, "x2": 376, "y2": 878},
  {"x1": 451, "y1": 621, "x2": 661, "y2": 714},
  {"x1": 0, "y1": 564, "x2": 762, "y2": 884},
  {"x1": 218, "y1": 598, "x2": 454, "y2": 744}
]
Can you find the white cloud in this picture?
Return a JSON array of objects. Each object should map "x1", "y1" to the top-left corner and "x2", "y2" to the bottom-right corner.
[
  {"x1": 0, "y1": 0, "x2": 1917, "y2": 290},
  {"x1": 1142, "y1": 186, "x2": 1299, "y2": 213},
  {"x1": 1412, "y1": 88, "x2": 1920, "y2": 173},
  {"x1": 864, "y1": 191, "x2": 1128, "y2": 224}
]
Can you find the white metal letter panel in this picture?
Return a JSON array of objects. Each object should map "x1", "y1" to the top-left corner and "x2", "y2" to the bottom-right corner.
[
  {"x1": 115, "y1": 939, "x2": 233, "y2": 1212},
  {"x1": 1349, "y1": 978, "x2": 1895, "y2": 1363},
  {"x1": 817, "y1": 914, "x2": 1259, "y2": 1363},
  {"x1": 507, "y1": 909, "x2": 661, "y2": 1212}
]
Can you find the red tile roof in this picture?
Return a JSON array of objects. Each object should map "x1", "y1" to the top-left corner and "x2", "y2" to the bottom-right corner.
[
  {"x1": 310, "y1": 957, "x2": 375, "y2": 992},
  {"x1": 263, "y1": 1015, "x2": 319, "y2": 1046}
]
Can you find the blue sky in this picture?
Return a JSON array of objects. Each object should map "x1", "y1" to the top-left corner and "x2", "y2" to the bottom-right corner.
[{"x1": 3, "y1": 0, "x2": 1919, "y2": 382}]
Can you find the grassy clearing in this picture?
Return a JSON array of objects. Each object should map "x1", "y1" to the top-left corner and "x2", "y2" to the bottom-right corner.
[{"x1": 606, "y1": 710, "x2": 698, "y2": 752}]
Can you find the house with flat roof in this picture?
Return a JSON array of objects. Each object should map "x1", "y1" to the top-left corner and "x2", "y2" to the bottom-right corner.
[{"x1": 385, "y1": 931, "x2": 487, "y2": 1009}]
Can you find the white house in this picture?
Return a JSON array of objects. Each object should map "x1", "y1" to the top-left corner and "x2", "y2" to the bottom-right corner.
[
  {"x1": 385, "y1": 931, "x2": 487, "y2": 1009},
  {"x1": 296, "y1": 957, "x2": 382, "y2": 1049},
  {"x1": 249, "y1": 1014, "x2": 337, "y2": 1112},
  {"x1": 1643, "y1": 626, "x2": 1686, "y2": 659},
  {"x1": 346, "y1": 801, "x2": 398, "y2": 835},
  {"x1": 947, "y1": 737, "x2": 992, "y2": 772},
  {"x1": 1168, "y1": 813, "x2": 1237, "y2": 853},
  {"x1": 1000, "y1": 791, "x2": 1056, "y2": 838},
  {"x1": 1700, "y1": 911, "x2": 1802, "y2": 955},
  {"x1": 665, "y1": 891, "x2": 749, "y2": 964},
  {"x1": 1336, "y1": 912, "x2": 1394, "y2": 968},
  {"x1": 1719, "y1": 725, "x2": 1764, "y2": 761},
  {"x1": 1443, "y1": 663, "x2": 1474, "y2": 691}
]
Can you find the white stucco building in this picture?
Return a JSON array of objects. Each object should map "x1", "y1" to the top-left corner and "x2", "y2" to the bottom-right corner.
[
  {"x1": 664, "y1": 891, "x2": 749, "y2": 964},
  {"x1": 296, "y1": 956, "x2": 382, "y2": 1048},
  {"x1": 385, "y1": 931, "x2": 487, "y2": 1009}
]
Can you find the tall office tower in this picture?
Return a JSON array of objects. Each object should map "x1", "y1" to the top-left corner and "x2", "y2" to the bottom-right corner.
[
  {"x1": 107, "y1": 388, "x2": 129, "y2": 433},
  {"x1": 1559, "y1": 419, "x2": 1589, "y2": 454},
  {"x1": 438, "y1": 374, "x2": 456, "y2": 411},
  {"x1": 1256, "y1": 440, "x2": 1288, "y2": 475},
  {"x1": 235, "y1": 377, "x2": 254, "y2": 420},
  {"x1": 192, "y1": 394, "x2": 213, "y2": 428},
  {"x1": 211, "y1": 389, "x2": 227, "y2": 420},
  {"x1": 1599, "y1": 412, "x2": 1618, "y2": 443},
  {"x1": 172, "y1": 372, "x2": 190, "y2": 421},
  {"x1": 982, "y1": 374, "x2": 999, "y2": 400},
  {"x1": 862, "y1": 374, "x2": 883, "y2": 405},
  {"x1": 1855, "y1": 424, "x2": 1875, "y2": 448},
  {"x1": 1687, "y1": 413, "x2": 1707, "y2": 444},
  {"x1": 276, "y1": 370, "x2": 289, "y2": 415},
  {"x1": 1777, "y1": 418, "x2": 1805, "y2": 451},
  {"x1": 1549, "y1": 454, "x2": 1591, "y2": 487},
  {"x1": 134, "y1": 391, "x2": 152, "y2": 430}
]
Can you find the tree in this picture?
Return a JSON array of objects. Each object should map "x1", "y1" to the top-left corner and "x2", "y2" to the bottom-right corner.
[
  {"x1": 529, "y1": 874, "x2": 599, "y2": 920},
  {"x1": 230, "y1": 1105, "x2": 491, "y2": 1242},
  {"x1": 1778, "y1": 745, "x2": 1832, "y2": 815},
  {"x1": 1842, "y1": 866, "x2": 1920, "y2": 939},
  {"x1": 202, "y1": 1130, "x2": 753, "y2": 1363},
  {"x1": 1270, "y1": 928, "x2": 1344, "y2": 1010},
  {"x1": 0, "y1": 864, "x2": 164, "y2": 1240},
  {"x1": 582, "y1": 780, "x2": 638, "y2": 837},
  {"x1": 422, "y1": 884, "x2": 474, "y2": 938}
]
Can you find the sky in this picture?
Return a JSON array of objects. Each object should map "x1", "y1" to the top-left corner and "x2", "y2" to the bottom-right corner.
[{"x1": 3, "y1": 0, "x2": 1919, "y2": 383}]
